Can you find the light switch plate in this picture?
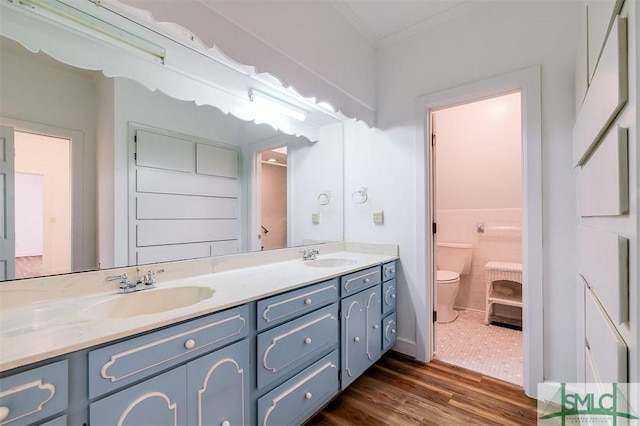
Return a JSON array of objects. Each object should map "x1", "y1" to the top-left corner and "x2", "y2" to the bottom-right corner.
[
  {"x1": 373, "y1": 211, "x2": 384, "y2": 225},
  {"x1": 312, "y1": 213, "x2": 320, "y2": 224}
]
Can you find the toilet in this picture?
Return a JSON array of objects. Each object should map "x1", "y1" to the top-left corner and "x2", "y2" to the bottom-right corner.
[{"x1": 436, "y1": 242, "x2": 473, "y2": 323}]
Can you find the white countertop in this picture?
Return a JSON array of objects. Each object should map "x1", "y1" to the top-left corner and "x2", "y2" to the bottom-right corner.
[{"x1": 0, "y1": 242, "x2": 398, "y2": 372}]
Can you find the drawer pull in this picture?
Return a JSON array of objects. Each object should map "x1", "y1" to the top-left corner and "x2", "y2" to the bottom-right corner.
[
  {"x1": 391, "y1": 294, "x2": 396, "y2": 299},
  {"x1": 305, "y1": 392, "x2": 313, "y2": 400},
  {"x1": 364, "y1": 278, "x2": 370, "y2": 283},
  {"x1": 184, "y1": 339, "x2": 196, "y2": 349},
  {"x1": 386, "y1": 268, "x2": 395, "y2": 276},
  {"x1": 0, "y1": 406, "x2": 9, "y2": 422},
  {"x1": 221, "y1": 420, "x2": 231, "y2": 426},
  {"x1": 354, "y1": 336, "x2": 360, "y2": 342},
  {"x1": 304, "y1": 337, "x2": 312, "y2": 345},
  {"x1": 391, "y1": 329, "x2": 396, "y2": 334},
  {"x1": 304, "y1": 298, "x2": 312, "y2": 305},
  {"x1": 373, "y1": 324, "x2": 379, "y2": 330}
]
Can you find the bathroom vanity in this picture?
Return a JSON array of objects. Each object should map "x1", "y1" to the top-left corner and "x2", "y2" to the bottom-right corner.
[{"x1": 0, "y1": 243, "x2": 398, "y2": 425}]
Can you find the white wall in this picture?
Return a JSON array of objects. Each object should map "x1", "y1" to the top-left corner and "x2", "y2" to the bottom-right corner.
[
  {"x1": 289, "y1": 122, "x2": 344, "y2": 246},
  {"x1": 435, "y1": 92, "x2": 521, "y2": 210},
  {"x1": 344, "y1": 1, "x2": 581, "y2": 383}
]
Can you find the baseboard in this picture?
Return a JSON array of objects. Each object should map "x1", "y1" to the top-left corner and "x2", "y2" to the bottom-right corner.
[{"x1": 393, "y1": 337, "x2": 416, "y2": 358}]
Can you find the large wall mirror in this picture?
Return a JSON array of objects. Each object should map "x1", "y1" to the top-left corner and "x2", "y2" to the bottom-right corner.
[{"x1": 0, "y1": 1, "x2": 344, "y2": 282}]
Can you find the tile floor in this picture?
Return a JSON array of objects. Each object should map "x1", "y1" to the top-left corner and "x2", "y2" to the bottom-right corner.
[{"x1": 435, "y1": 309, "x2": 523, "y2": 386}]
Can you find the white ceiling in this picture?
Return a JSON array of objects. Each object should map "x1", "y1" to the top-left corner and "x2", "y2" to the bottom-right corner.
[{"x1": 332, "y1": 0, "x2": 485, "y2": 47}]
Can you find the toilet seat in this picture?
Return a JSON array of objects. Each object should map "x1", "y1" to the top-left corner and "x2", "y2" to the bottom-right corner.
[{"x1": 437, "y1": 270, "x2": 459, "y2": 284}]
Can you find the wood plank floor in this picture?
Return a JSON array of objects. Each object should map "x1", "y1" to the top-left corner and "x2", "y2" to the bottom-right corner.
[{"x1": 306, "y1": 352, "x2": 538, "y2": 426}]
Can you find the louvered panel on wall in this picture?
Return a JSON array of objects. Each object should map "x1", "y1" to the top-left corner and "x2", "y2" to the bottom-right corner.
[
  {"x1": 584, "y1": 285, "x2": 627, "y2": 383},
  {"x1": 578, "y1": 126, "x2": 629, "y2": 216},
  {"x1": 136, "y1": 168, "x2": 238, "y2": 198},
  {"x1": 136, "y1": 240, "x2": 239, "y2": 265},
  {"x1": 573, "y1": 16, "x2": 627, "y2": 166},
  {"x1": 579, "y1": 226, "x2": 629, "y2": 324},
  {"x1": 196, "y1": 143, "x2": 239, "y2": 178},
  {"x1": 131, "y1": 127, "x2": 241, "y2": 265},
  {"x1": 587, "y1": 0, "x2": 625, "y2": 81},
  {"x1": 137, "y1": 193, "x2": 238, "y2": 220},
  {"x1": 136, "y1": 130, "x2": 195, "y2": 173}
]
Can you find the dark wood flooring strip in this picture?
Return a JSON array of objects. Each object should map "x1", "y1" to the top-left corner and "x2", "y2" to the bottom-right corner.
[{"x1": 306, "y1": 351, "x2": 538, "y2": 426}]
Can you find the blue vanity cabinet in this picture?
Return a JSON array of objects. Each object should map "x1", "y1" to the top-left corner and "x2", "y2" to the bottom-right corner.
[
  {"x1": 340, "y1": 284, "x2": 382, "y2": 389},
  {"x1": 257, "y1": 350, "x2": 339, "y2": 426},
  {"x1": 0, "y1": 360, "x2": 68, "y2": 426},
  {"x1": 88, "y1": 305, "x2": 249, "y2": 399},
  {"x1": 382, "y1": 261, "x2": 398, "y2": 352},
  {"x1": 186, "y1": 339, "x2": 250, "y2": 426},
  {"x1": 90, "y1": 366, "x2": 187, "y2": 425}
]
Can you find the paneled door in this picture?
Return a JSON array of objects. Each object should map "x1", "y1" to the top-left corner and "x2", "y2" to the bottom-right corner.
[{"x1": 0, "y1": 125, "x2": 15, "y2": 280}]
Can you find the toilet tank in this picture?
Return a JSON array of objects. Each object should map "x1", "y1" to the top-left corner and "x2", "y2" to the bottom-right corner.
[{"x1": 436, "y1": 242, "x2": 473, "y2": 275}]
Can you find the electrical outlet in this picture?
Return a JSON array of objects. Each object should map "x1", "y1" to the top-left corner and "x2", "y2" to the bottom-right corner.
[
  {"x1": 373, "y1": 211, "x2": 384, "y2": 225},
  {"x1": 312, "y1": 213, "x2": 320, "y2": 224}
]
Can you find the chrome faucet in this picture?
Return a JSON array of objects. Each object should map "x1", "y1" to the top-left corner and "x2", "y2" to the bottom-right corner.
[
  {"x1": 300, "y1": 248, "x2": 319, "y2": 261},
  {"x1": 106, "y1": 269, "x2": 165, "y2": 294}
]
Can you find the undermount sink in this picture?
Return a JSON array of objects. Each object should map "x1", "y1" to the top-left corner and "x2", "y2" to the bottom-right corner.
[
  {"x1": 84, "y1": 286, "x2": 215, "y2": 319},
  {"x1": 305, "y1": 258, "x2": 357, "y2": 268}
]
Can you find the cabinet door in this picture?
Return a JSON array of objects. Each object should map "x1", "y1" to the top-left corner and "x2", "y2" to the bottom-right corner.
[
  {"x1": 186, "y1": 340, "x2": 249, "y2": 426},
  {"x1": 383, "y1": 312, "x2": 397, "y2": 353},
  {"x1": 341, "y1": 293, "x2": 365, "y2": 389},
  {"x1": 364, "y1": 285, "x2": 382, "y2": 364},
  {"x1": 90, "y1": 366, "x2": 186, "y2": 426}
]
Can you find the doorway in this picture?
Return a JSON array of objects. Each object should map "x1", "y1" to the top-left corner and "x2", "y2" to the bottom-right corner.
[
  {"x1": 431, "y1": 92, "x2": 523, "y2": 385},
  {"x1": 415, "y1": 66, "x2": 543, "y2": 397},
  {"x1": 15, "y1": 131, "x2": 71, "y2": 278},
  {"x1": 256, "y1": 147, "x2": 288, "y2": 250}
]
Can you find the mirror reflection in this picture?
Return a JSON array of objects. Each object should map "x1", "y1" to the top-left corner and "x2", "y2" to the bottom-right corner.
[{"x1": 0, "y1": 36, "x2": 344, "y2": 281}]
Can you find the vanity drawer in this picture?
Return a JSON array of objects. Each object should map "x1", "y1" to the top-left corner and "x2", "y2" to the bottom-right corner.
[
  {"x1": 382, "y1": 261, "x2": 396, "y2": 281},
  {"x1": 88, "y1": 305, "x2": 249, "y2": 399},
  {"x1": 257, "y1": 278, "x2": 339, "y2": 331},
  {"x1": 383, "y1": 312, "x2": 397, "y2": 353},
  {"x1": 0, "y1": 360, "x2": 68, "y2": 426},
  {"x1": 257, "y1": 303, "x2": 339, "y2": 390},
  {"x1": 382, "y1": 278, "x2": 397, "y2": 316},
  {"x1": 340, "y1": 266, "x2": 381, "y2": 296},
  {"x1": 257, "y1": 350, "x2": 339, "y2": 426}
]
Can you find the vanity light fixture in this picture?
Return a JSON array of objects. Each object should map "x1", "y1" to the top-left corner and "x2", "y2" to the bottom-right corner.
[
  {"x1": 248, "y1": 89, "x2": 307, "y2": 122},
  {"x1": 20, "y1": 0, "x2": 166, "y2": 62}
]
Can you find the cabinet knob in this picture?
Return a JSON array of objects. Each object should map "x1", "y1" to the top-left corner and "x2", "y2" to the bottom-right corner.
[
  {"x1": 304, "y1": 298, "x2": 312, "y2": 305},
  {"x1": 354, "y1": 336, "x2": 360, "y2": 342},
  {"x1": 304, "y1": 337, "x2": 312, "y2": 345},
  {"x1": 305, "y1": 392, "x2": 313, "y2": 400},
  {"x1": 184, "y1": 339, "x2": 196, "y2": 349},
  {"x1": 391, "y1": 329, "x2": 396, "y2": 334},
  {"x1": 0, "y1": 406, "x2": 9, "y2": 422},
  {"x1": 221, "y1": 420, "x2": 231, "y2": 426},
  {"x1": 364, "y1": 278, "x2": 370, "y2": 283},
  {"x1": 373, "y1": 324, "x2": 379, "y2": 330},
  {"x1": 391, "y1": 294, "x2": 396, "y2": 299}
]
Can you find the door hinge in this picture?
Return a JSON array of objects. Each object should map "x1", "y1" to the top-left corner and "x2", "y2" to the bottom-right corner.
[
  {"x1": 431, "y1": 133, "x2": 436, "y2": 146},
  {"x1": 134, "y1": 152, "x2": 137, "y2": 161},
  {"x1": 433, "y1": 311, "x2": 437, "y2": 322},
  {"x1": 432, "y1": 222, "x2": 437, "y2": 234}
]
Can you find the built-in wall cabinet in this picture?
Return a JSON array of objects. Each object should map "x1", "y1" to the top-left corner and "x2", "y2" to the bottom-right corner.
[
  {"x1": 573, "y1": 0, "x2": 635, "y2": 384},
  {"x1": 0, "y1": 261, "x2": 397, "y2": 425}
]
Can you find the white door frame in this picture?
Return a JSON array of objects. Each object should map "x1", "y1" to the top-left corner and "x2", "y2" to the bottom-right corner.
[
  {"x1": 414, "y1": 66, "x2": 543, "y2": 397},
  {"x1": 0, "y1": 117, "x2": 84, "y2": 274}
]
